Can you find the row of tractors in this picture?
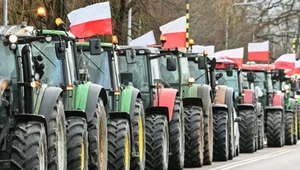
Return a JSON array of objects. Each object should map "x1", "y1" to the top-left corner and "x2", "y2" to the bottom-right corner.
[{"x1": 0, "y1": 7, "x2": 299, "y2": 170}]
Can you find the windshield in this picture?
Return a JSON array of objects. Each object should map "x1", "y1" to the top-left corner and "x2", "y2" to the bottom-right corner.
[
  {"x1": 0, "y1": 43, "x2": 16, "y2": 79},
  {"x1": 80, "y1": 51, "x2": 111, "y2": 89},
  {"x1": 160, "y1": 55, "x2": 179, "y2": 83},
  {"x1": 31, "y1": 41, "x2": 64, "y2": 87},
  {"x1": 118, "y1": 55, "x2": 149, "y2": 91},
  {"x1": 188, "y1": 60, "x2": 206, "y2": 84},
  {"x1": 216, "y1": 69, "x2": 239, "y2": 95}
]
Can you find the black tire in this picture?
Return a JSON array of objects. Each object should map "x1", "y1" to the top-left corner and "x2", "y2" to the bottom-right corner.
[
  {"x1": 184, "y1": 105, "x2": 204, "y2": 167},
  {"x1": 88, "y1": 98, "x2": 108, "y2": 170},
  {"x1": 235, "y1": 145, "x2": 240, "y2": 156},
  {"x1": 257, "y1": 119, "x2": 264, "y2": 150},
  {"x1": 11, "y1": 121, "x2": 47, "y2": 170},
  {"x1": 228, "y1": 113, "x2": 235, "y2": 160},
  {"x1": 131, "y1": 98, "x2": 145, "y2": 170},
  {"x1": 48, "y1": 98, "x2": 67, "y2": 170},
  {"x1": 168, "y1": 97, "x2": 184, "y2": 170},
  {"x1": 145, "y1": 114, "x2": 169, "y2": 170},
  {"x1": 108, "y1": 118, "x2": 131, "y2": 170},
  {"x1": 266, "y1": 110, "x2": 284, "y2": 147},
  {"x1": 297, "y1": 107, "x2": 300, "y2": 140},
  {"x1": 238, "y1": 109, "x2": 256, "y2": 153},
  {"x1": 285, "y1": 111, "x2": 294, "y2": 145},
  {"x1": 67, "y1": 116, "x2": 89, "y2": 170},
  {"x1": 293, "y1": 112, "x2": 298, "y2": 144},
  {"x1": 213, "y1": 110, "x2": 228, "y2": 161}
]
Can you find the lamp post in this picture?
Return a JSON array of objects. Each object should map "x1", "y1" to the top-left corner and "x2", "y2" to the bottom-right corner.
[{"x1": 225, "y1": 2, "x2": 261, "y2": 49}]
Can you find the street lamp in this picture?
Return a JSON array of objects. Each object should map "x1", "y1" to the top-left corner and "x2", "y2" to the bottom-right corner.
[{"x1": 225, "y1": 1, "x2": 262, "y2": 49}]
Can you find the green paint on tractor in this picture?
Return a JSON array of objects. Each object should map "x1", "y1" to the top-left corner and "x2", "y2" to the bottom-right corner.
[
  {"x1": 75, "y1": 82, "x2": 91, "y2": 111},
  {"x1": 120, "y1": 86, "x2": 134, "y2": 113}
]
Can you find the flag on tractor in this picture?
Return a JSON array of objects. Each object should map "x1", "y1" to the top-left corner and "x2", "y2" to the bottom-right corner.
[
  {"x1": 248, "y1": 41, "x2": 269, "y2": 62},
  {"x1": 213, "y1": 47, "x2": 244, "y2": 67},
  {"x1": 129, "y1": 31, "x2": 156, "y2": 46},
  {"x1": 274, "y1": 54, "x2": 296, "y2": 70},
  {"x1": 67, "y1": 2, "x2": 112, "y2": 38}
]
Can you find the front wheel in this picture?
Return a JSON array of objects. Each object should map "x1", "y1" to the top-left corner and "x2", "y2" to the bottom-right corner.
[
  {"x1": 213, "y1": 110, "x2": 229, "y2": 161},
  {"x1": 238, "y1": 109, "x2": 255, "y2": 153},
  {"x1": 285, "y1": 111, "x2": 294, "y2": 145},
  {"x1": 266, "y1": 110, "x2": 284, "y2": 147}
]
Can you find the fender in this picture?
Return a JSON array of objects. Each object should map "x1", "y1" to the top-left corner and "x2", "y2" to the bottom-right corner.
[
  {"x1": 129, "y1": 88, "x2": 142, "y2": 118},
  {"x1": 198, "y1": 84, "x2": 212, "y2": 111},
  {"x1": 85, "y1": 83, "x2": 108, "y2": 122},
  {"x1": 242, "y1": 89, "x2": 254, "y2": 104},
  {"x1": 153, "y1": 88, "x2": 178, "y2": 122},
  {"x1": 119, "y1": 86, "x2": 135, "y2": 114},
  {"x1": 265, "y1": 106, "x2": 284, "y2": 113},
  {"x1": 225, "y1": 87, "x2": 235, "y2": 114},
  {"x1": 273, "y1": 91, "x2": 283, "y2": 107},
  {"x1": 109, "y1": 111, "x2": 131, "y2": 122},
  {"x1": 65, "y1": 110, "x2": 87, "y2": 119},
  {"x1": 212, "y1": 104, "x2": 228, "y2": 113},
  {"x1": 145, "y1": 107, "x2": 169, "y2": 121},
  {"x1": 75, "y1": 82, "x2": 91, "y2": 112},
  {"x1": 182, "y1": 84, "x2": 205, "y2": 107},
  {"x1": 15, "y1": 114, "x2": 48, "y2": 137},
  {"x1": 39, "y1": 86, "x2": 62, "y2": 123},
  {"x1": 182, "y1": 98, "x2": 203, "y2": 107},
  {"x1": 213, "y1": 85, "x2": 227, "y2": 105},
  {"x1": 237, "y1": 104, "x2": 255, "y2": 111},
  {"x1": 285, "y1": 98, "x2": 295, "y2": 112}
]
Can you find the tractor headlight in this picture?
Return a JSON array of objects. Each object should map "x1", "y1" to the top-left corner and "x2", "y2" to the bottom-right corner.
[{"x1": 8, "y1": 34, "x2": 18, "y2": 43}]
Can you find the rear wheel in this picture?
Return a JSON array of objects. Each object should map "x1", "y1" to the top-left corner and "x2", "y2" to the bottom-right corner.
[
  {"x1": 168, "y1": 97, "x2": 184, "y2": 170},
  {"x1": 266, "y1": 110, "x2": 283, "y2": 147},
  {"x1": 47, "y1": 98, "x2": 67, "y2": 170},
  {"x1": 297, "y1": 107, "x2": 300, "y2": 140},
  {"x1": 88, "y1": 98, "x2": 108, "y2": 169},
  {"x1": 66, "y1": 116, "x2": 88, "y2": 170},
  {"x1": 184, "y1": 105, "x2": 204, "y2": 167},
  {"x1": 285, "y1": 111, "x2": 294, "y2": 145},
  {"x1": 131, "y1": 98, "x2": 145, "y2": 170},
  {"x1": 213, "y1": 110, "x2": 228, "y2": 161},
  {"x1": 145, "y1": 114, "x2": 169, "y2": 170},
  {"x1": 107, "y1": 119, "x2": 131, "y2": 170},
  {"x1": 238, "y1": 109, "x2": 255, "y2": 153},
  {"x1": 257, "y1": 119, "x2": 264, "y2": 150},
  {"x1": 11, "y1": 121, "x2": 47, "y2": 170}
]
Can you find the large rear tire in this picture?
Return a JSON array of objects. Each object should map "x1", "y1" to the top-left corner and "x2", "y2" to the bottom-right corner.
[
  {"x1": 257, "y1": 119, "x2": 264, "y2": 150},
  {"x1": 66, "y1": 116, "x2": 89, "y2": 170},
  {"x1": 285, "y1": 111, "x2": 294, "y2": 145},
  {"x1": 213, "y1": 110, "x2": 228, "y2": 161},
  {"x1": 238, "y1": 109, "x2": 255, "y2": 153},
  {"x1": 168, "y1": 97, "x2": 184, "y2": 170},
  {"x1": 11, "y1": 121, "x2": 47, "y2": 170},
  {"x1": 131, "y1": 98, "x2": 145, "y2": 170},
  {"x1": 297, "y1": 106, "x2": 300, "y2": 140},
  {"x1": 184, "y1": 105, "x2": 204, "y2": 167},
  {"x1": 108, "y1": 119, "x2": 131, "y2": 170},
  {"x1": 266, "y1": 110, "x2": 284, "y2": 147},
  {"x1": 145, "y1": 114, "x2": 169, "y2": 170},
  {"x1": 47, "y1": 98, "x2": 67, "y2": 170},
  {"x1": 88, "y1": 98, "x2": 108, "y2": 170}
]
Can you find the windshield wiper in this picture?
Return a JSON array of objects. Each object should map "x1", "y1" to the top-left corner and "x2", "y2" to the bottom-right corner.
[
  {"x1": 195, "y1": 73, "x2": 205, "y2": 81},
  {"x1": 32, "y1": 43, "x2": 56, "y2": 67},
  {"x1": 82, "y1": 51, "x2": 105, "y2": 75}
]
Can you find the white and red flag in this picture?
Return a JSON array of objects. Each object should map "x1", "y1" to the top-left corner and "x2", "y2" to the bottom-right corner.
[
  {"x1": 159, "y1": 16, "x2": 186, "y2": 48},
  {"x1": 248, "y1": 41, "x2": 269, "y2": 61},
  {"x1": 129, "y1": 31, "x2": 156, "y2": 46},
  {"x1": 274, "y1": 54, "x2": 296, "y2": 69},
  {"x1": 192, "y1": 45, "x2": 215, "y2": 55},
  {"x1": 213, "y1": 48, "x2": 244, "y2": 67},
  {"x1": 67, "y1": 2, "x2": 112, "y2": 38}
]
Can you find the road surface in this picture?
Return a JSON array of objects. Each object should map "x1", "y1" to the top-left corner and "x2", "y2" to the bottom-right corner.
[{"x1": 184, "y1": 143, "x2": 300, "y2": 170}]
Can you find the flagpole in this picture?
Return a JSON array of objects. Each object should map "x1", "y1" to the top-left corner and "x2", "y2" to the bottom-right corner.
[
  {"x1": 186, "y1": 0, "x2": 190, "y2": 50},
  {"x1": 128, "y1": 0, "x2": 132, "y2": 45}
]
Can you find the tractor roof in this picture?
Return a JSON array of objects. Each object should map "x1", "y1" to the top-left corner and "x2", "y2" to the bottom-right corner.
[
  {"x1": 76, "y1": 42, "x2": 113, "y2": 48},
  {"x1": 242, "y1": 64, "x2": 274, "y2": 71},
  {"x1": 119, "y1": 45, "x2": 160, "y2": 54}
]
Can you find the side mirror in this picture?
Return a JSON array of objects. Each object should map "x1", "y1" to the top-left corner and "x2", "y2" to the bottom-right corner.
[
  {"x1": 89, "y1": 39, "x2": 102, "y2": 55},
  {"x1": 198, "y1": 56, "x2": 207, "y2": 69},
  {"x1": 234, "y1": 117, "x2": 241, "y2": 123},
  {"x1": 278, "y1": 69, "x2": 285, "y2": 82},
  {"x1": 125, "y1": 49, "x2": 136, "y2": 64},
  {"x1": 120, "y1": 72, "x2": 133, "y2": 86},
  {"x1": 166, "y1": 57, "x2": 177, "y2": 71},
  {"x1": 55, "y1": 42, "x2": 66, "y2": 60},
  {"x1": 247, "y1": 72, "x2": 255, "y2": 83},
  {"x1": 226, "y1": 65, "x2": 234, "y2": 77},
  {"x1": 215, "y1": 73, "x2": 223, "y2": 80}
]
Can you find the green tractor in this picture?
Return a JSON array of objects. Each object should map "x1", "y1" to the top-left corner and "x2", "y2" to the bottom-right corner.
[
  {"x1": 291, "y1": 77, "x2": 300, "y2": 140},
  {"x1": 76, "y1": 40, "x2": 145, "y2": 170},
  {"x1": 117, "y1": 46, "x2": 184, "y2": 170},
  {"x1": 0, "y1": 24, "x2": 67, "y2": 169},
  {"x1": 186, "y1": 52, "x2": 240, "y2": 161}
]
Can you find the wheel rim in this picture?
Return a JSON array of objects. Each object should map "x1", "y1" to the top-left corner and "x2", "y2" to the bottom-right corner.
[
  {"x1": 125, "y1": 134, "x2": 130, "y2": 170},
  {"x1": 139, "y1": 115, "x2": 144, "y2": 163},
  {"x1": 39, "y1": 137, "x2": 46, "y2": 170},
  {"x1": 81, "y1": 140, "x2": 85, "y2": 170},
  {"x1": 99, "y1": 117, "x2": 106, "y2": 167},
  {"x1": 58, "y1": 117, "x2": 65, "y2": 170}
]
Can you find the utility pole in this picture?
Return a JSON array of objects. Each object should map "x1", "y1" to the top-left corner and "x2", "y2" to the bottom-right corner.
[
  {"x1": 3, "y1": 0, "x2": 8, "y2": 26},
  {"x1": 127, "y1": 0, "x2": 132, "y2": 45}
]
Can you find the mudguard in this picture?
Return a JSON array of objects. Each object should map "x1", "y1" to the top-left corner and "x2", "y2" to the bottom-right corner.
[
  {"x1": 145, "y1": 107, "x2": 169, "y2": 121},
  {"x1": 65, "y1": 110, "x2": 87, "y2": 119},
  {"x1": 237, "y1": 104, "x2": 255, "y2": 112},
  {"x1": 39, "y1": 86, "x2": 62, "y2": 123},
  {"x1": 182, "y1": 98, "x2": 203, "y2": 107},
  {"x1": 242, "y1": 89, "x2": 254, "y2": 104},
  {"x1": 224, "y1": 87, "x2": 235, "y2": 115},
  {"x1": 265, "y1": 106, "x2": 284, "y2": 112},
  {"x1": 273, "y1": 91, "x2": 284, "y2": 107},
  {"x1": 198, "y1": 84, "x2": 212, "y2": 111},
  {"x1": 109, "y1": 111, "x2": 131, "y2": 122},
  {"x1": 213, "y1": 85, "x2": 227, "y2": 105},
  {"x1": 129, "y1": 88, "x2": 142, "y2": 118},
  {"x1": 285, "y1": 98, "x2": 295, "y2": 112},
  {"x1": 119, "y1": 86, "x2": 142, "y2": 116},
  {"x1": 15, "y1": 114, "x2": 48, "y2": 137},
  {"x1": 212, "y1": 104, "x2": 228, "y2": 113},
  {"x1": 85, "y1": 83, "x2": 108, "y2": 122},
  {"x1": 153, "y1": 88, "x2": 178, "y2": 122}
]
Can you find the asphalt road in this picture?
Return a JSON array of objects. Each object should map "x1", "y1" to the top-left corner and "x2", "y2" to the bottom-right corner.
[{"x1": 184, "y1": 143, "x2": 300, "y2": 170}]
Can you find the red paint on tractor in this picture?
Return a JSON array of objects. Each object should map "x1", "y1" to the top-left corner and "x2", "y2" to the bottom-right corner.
[
  {"x1": 153, "y1": 88, "x2": 177, "y2": 122},
  {"x1": 272, "y1": 92, "x2": 283, "y2": 106},
  {"x1": 242, "y1": 89, "x2": 253, "y2": 104}
]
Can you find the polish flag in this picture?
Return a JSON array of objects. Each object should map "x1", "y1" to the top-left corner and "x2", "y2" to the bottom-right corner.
[
  {"x1": 294, "y1": 60, "x2": 300, "y2": 74},
  {"x1": 159, "y1": 16, "x2": 186, "y2": 48},
  {"x1": 248, "y1": 41, "x2": 269, "y2": 61},
  {"x1": 274, "y1": 54, "x2": 296, "y2": 69},
  {"x1": 129, "y1": 31, "x2": 156, "y2": 46},
  {"x1": 67, "y1": 2, "x2": 112, "y2": 38},
  {"x1": 192, "y1": 45, "x2": 215, "y2": 55},
  {"x1": 214, "y1": 48, "x2": 244, "y2": 67}
]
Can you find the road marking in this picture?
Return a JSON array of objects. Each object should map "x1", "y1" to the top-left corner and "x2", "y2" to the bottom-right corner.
[{"x1": 210, "y1": 149, "x2": 295, "y2": 170}]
